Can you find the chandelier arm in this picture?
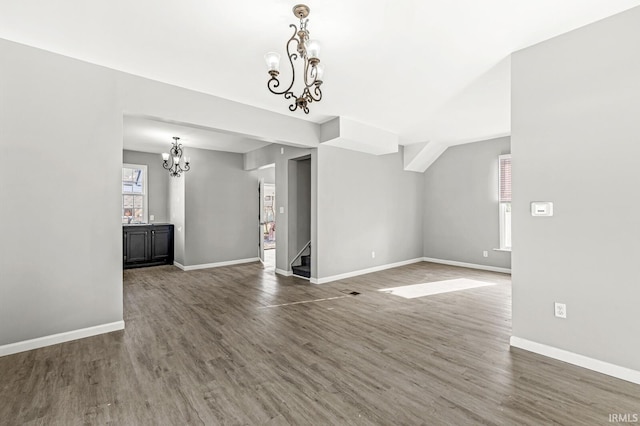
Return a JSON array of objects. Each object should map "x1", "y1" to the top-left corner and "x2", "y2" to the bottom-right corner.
[
  {"x1": 301, "y1": 86, "x2": 319, "y2": 104},
  {"x1": 266, "y1": 25, "x2": 300, "y2": 96},
  {"x1": 307, "y1": 84, "x2": 322, "y2": 102},
  {"x1": 284, "y1": 91, "x2": 299, "y2": 111},
  {"x1": 266, "y1": 77, "x2": 281, "y2": 93},
  {"x1": 303, "y1": 57, "x2": 320, "y2": 91}
]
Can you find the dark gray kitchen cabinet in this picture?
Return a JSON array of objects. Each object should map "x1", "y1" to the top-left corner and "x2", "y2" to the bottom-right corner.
[{"x1": 123, "y1": 224, "x2": 174, "y2": 269}]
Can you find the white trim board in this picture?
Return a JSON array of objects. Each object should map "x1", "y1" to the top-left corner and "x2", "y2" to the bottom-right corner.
[
  {"x1": 292, "y1": 274, "x2": 310, "y2": 281},
  {"x1": 275, "y1": 268, "x2": 293, "y2": 277},
  {"x1": 510, "y1": 336, "x2": 640, "y2": 385},
  {"x1": 175, "y1": 258, "x2": 259, "y2": 271},
  {"x1": 311, "y1": 258, "x2": 424, "y2": 284},
  {"x1": 0, "y1": 321, "x2": 125, "y2": 358},
  {"x1": 422, "y1": 257, "x2": 511, "y2": 274}
]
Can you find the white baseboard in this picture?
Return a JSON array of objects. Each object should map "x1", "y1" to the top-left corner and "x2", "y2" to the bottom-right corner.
[
  {"x1": 510, "y1": 336, "x2": 640, "y2": 385},
  {"x1": 275, "y1": 268, "x2": 293, "y2": 277},
  {"x1": 174, "y1": 261, "x2": 185, "y2": 270},
  {"x1": 312, "y1": 258, "x2": 424, "y2": 284},
  {"x1": 293, "y1": 274, "x2": 310, "y2": 281},
  {"x1": 0, "y1": 320, "x2": 125, "y2": 358},
  {"x1": 176, "y1": 258, "x2": 259, "y2": 271},
  {"x1": 422, "y1": 257, "x2": 511, "y2": 274}
]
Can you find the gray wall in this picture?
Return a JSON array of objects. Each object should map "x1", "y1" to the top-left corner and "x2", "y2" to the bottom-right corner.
[
  {"x1": 257, "y1": 165, "x2": 275, "y2": 185},
  {"x1": 512, "y1": 6, "x2": 640, "y2": 370},
  {"x1": 124, "y1": 148, "x2": 258, "y2": 266},
  {"x1": 123, "y1": 149, "x2": 169, "y2": 223},
  {"x1": 316, "y1": 146, "x2": 424, "y2": 279},
  {"x1": 0, "y1": 37, "x2": 323, "y2": 348},
  {"x1": 423, "y1": 137, "x2": 511, "y2": 269},
  {"x1": 0, "y1": 39, "x2": 123, "y2": 345},
  {"x1": 184, "y1": 148, "x2": 258, "y2": 266},
  {"x1": 168, "y1": 173, "x2": 185, "y2": 265}
]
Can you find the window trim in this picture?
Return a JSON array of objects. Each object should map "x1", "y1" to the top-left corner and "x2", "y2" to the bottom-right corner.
[
  {"x1": 123, "y1": 163, "x2": 148, "y2": 224},
  {"x1": 499, "y1": 202, "x2": 512, "y2": 250}
]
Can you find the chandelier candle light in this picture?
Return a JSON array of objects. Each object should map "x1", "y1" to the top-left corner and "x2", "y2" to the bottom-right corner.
[
  {"x1": 162, "y1": 137, "x2": 191, "y2": 177},
  {"x1": 265, "y1": 4, "x2": 324, "y2": 114}
]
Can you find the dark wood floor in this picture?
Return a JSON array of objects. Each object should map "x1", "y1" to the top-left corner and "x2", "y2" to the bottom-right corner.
[{"x1": 1, "y1": 262, "x2": 639, "y2": 425}]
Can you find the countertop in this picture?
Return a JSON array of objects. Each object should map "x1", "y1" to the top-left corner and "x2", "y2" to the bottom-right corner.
[{"x1": 123, "y1": 223, "x2": 173, "y2": 227}]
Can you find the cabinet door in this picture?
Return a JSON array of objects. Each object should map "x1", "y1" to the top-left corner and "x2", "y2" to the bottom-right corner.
[
  {"x1": 151, "y1": 227, "x2": 173, "y2": 263},
  {"x1": 125, "y1": 229, "x2": 149, "y2": 264}
]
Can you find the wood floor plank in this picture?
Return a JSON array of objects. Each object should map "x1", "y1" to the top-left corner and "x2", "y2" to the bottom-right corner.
[{"x1": 1, "y1": 261, "x2": 639, "y2": 425}]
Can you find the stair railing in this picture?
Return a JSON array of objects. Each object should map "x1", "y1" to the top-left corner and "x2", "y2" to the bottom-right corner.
[{"x1": 290, "y1": 240, "x2": 311, "y2": 271}]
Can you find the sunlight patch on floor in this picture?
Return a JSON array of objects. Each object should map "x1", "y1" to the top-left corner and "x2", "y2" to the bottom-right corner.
[{"x1": 379, "y1": 278, "x2": 495, "y2": 299}]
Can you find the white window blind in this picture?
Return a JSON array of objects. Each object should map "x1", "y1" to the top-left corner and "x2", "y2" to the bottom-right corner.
[{"x1": 499, "y1": 155, "x2": 512, "y2": 202}]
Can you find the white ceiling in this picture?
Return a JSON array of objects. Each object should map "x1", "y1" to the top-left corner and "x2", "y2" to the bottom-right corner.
[
  {"x1": 123, "y1": 116, "x2": 271, "y2": 154},
  {"x1": 2, "y1": 0, "x2": 639, "y2": 148}
]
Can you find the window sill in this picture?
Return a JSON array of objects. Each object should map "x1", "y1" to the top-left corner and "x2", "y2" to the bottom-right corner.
[{"x1": 493, "y1": 248, "x2": 512, "y2": 252}]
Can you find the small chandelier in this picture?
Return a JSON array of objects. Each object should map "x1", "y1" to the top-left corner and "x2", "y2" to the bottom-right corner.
[
  {"x1": 264, "y1": 4, "x2": 324, "y2": 114},
  {"x1": 162, "y1": 137, "x2": 191, "y2": 177}
]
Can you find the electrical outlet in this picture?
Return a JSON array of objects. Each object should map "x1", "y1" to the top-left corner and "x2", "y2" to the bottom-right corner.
[
  {"x1": 150, "y1": 215, "x2": 155, "y2": 221},
  {"x1": 371, "y1": 251, "x2": 376, "y2": 259},
  {"x1": 483, "y1": 250, "x2": 489, "y2": 258},
  {"x1": 554, "y1": 302, "x2": 567, "y2": 319}
]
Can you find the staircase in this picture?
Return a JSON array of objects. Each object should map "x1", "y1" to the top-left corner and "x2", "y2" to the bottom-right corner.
[
  {"x1": 292, "y1": 254, "x2": 311, "y2": 278},
  {"x1": 290, "y1": 241, "x2": 311, "y2": 279}
]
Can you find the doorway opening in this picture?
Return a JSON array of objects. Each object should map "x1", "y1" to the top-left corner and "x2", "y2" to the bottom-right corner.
[
  {"x1": 258, "y1": 164, "x2": 276, "y2": 268},
  {"x1": 262, "y1": 184, "x2": 276, "y2": 267},
  {"x1": 288, "y1": 156, "x2": 311, "y2": 278}
]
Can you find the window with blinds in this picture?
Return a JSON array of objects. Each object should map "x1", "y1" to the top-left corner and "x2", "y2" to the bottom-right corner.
[
  {"x1": 499, "y1": 155, "x2": 511, "y2": 202},
  {"x1": 499, "y1": 154, "x2": 512, "y2": 250}
]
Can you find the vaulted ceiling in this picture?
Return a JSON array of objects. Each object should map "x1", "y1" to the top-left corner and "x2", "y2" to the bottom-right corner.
[{"x1": 2, "y1": 0, "x2": 639, "y2": 150}]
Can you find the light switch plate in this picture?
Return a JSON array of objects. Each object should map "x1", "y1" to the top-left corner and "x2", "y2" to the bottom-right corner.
[{"x1": 531, "y1": 202, "x2": 553, "y2": 216}]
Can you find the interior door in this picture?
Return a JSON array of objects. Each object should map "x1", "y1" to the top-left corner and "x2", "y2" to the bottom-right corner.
[{"x1": 258, "y1": 178, "x2": 265, "y2": 263}]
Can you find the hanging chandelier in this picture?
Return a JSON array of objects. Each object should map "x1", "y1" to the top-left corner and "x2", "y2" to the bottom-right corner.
[
  {"x1": 264, "y1": 4, "x2": 324, "y2": 114},
  {"x1": 161, "y1": 137, "x2": 191, "y2": 177}
]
